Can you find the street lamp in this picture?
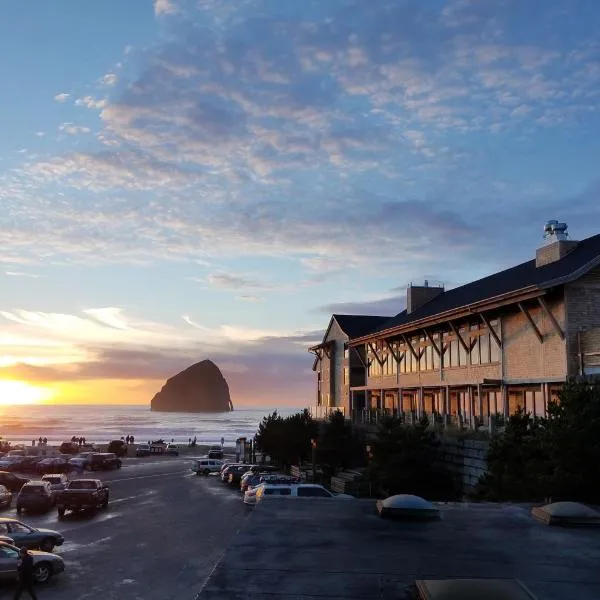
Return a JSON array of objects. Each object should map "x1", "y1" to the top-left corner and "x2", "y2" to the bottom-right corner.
[{"x1": 311, "y1": 438, "x2": 317, "y2": 483}]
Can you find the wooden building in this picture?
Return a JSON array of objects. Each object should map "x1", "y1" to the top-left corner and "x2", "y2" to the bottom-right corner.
[{"x1": 310, "y1": 222, "x2": 600, "y2": 427}]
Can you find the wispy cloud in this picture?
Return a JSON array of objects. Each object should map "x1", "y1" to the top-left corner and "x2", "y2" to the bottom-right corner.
[
  {"x1": 154, "y1": 0, "x2": 178, "y2": 16},
  {"x1": 206, "y1": 272, "x2": 274, "y2": 291},
  {"x1": 101, "y1": 73, "x2": 118, "y2": 86},
  {"x1": 59, "y1": 123, "x2": 91, "y2": 135},
  {"x1": 53, "y1": 93, "x2": 70, "y2": 103},
  {"x1": 75, "y1": 96, "x2": 106, "y2": 110}
]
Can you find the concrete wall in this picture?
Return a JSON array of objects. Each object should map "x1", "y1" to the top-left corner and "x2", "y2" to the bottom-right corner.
[
  {"x1": 565, "y1": 266, "x2": 600, "y2": 376},
  {"x1": 438, "y1": 437, "x2": 489, "y2": 495}
]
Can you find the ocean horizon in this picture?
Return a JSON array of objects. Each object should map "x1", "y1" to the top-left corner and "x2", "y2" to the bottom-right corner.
[{"x1": 0, "y1": 404, "x2": 304, "y2": 446}]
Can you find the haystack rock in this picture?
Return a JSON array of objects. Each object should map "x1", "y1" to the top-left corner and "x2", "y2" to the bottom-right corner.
[{"x1": 150, "y1": 360, "x2": 234, "y2": 413}]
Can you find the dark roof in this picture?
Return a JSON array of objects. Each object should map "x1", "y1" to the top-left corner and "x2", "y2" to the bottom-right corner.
[
  {"x1": 369, "y1": 233, "x2": 600, "y2": 336},
  {"x1": 332, "y1": 314, "x2": 390, "y2": 338}
]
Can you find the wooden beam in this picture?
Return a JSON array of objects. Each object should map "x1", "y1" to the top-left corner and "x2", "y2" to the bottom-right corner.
[
  {"x1": 350, "y1": 346, "x2": 367, "y2": 370},
  {"x1": 518, "y1": 302, "x2": 543, "y2": 344},
  {"x1": 449, "y1": 321, "x2": 470, "y2": 353},
  {"x1": 385, "y1": 339, "x2": 402, "y2": 363},
  {"x1": 401, "y1": 334, "x2": 420, "y2": 361},
  {"x1": 368, "y1": 342, "x2": 385, "y2": 367},
  {"x1": 424, "y1": 329, "x2": 441, "y2": 356},
  {"x1": 538, "y1": 296, "x2": 565, "y2": 340},
  {"x1": 480, "y1": 313, "x2": 502, "y2": 348}
]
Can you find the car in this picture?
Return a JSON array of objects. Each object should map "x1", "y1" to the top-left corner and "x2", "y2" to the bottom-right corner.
[
  {"x1": 0, "y1": 541, "x2": 65, "y2": 583},
  {"x1": 165, "y1": 444, "x2": 179, "y2": 456},
  {"x1": 135, "y1": 445, "x2": 151, "y2": 457},
  {"x1": 58, "y1": 442, "x2": 80, "y2": 455},
  {"x1": 0, "y1": 518, "x2": 64, "y2": 552},
  {"x1": 208, "y1": 447, "x2": 224, "y2": 460},
  {"x1": 0, "y1": 485, "x2": 12, "y2": 509},
  {"x1": 240, "y1": 472, "x2": 293, "y2": 493},
  {"x1": 190, "y1": 458, "x2": 223, "y2": 476},
  {"x1": 226, "y1": 464, "x2": 255, "y2": 486},
  {"x1": 68, "y1": 452, "x2": 93, "y2": 471},
  {"x1": 41, "y1": 473, "x2": 69, "y2": 494},
  {"x1": 36, "y1": 457, "x2": 70, "y2": 475},
  {"x1": 89, "y1": 453, "x2": 121, "y2": 470},
  {"x1": 246, "y1": 483, "x2": 353, "y2": 505},
  {"x1": 19, "y1": 456, "x2": 43, "y2": 474},
  {"x1": 0, "y1": 472, "x2": 29, "y2": 493},
  {"x1": 56, "y1": 479, "x2": 109, "y2": 517},
  {"x1": 0, "y1": 456, "x2": 25, "y2": 472},
  {"x1": 16, "y1": 482, "x2": 55, "y2": 514},
  {"x1": 106, "y1": 440, "x2": 128, "y2": 458}
]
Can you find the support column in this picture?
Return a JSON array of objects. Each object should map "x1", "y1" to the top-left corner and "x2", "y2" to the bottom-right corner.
[
  {"x1": 502, "y1": 385, "x2": 508, "y2": 420},
  {"x1": 398, "y1": 386, "x2": 403, "y2": 419}
]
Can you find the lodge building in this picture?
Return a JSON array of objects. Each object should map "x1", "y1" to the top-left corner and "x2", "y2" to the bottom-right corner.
[{"x1": 309, "y1": 221, "x2": 600, "y2": 427}]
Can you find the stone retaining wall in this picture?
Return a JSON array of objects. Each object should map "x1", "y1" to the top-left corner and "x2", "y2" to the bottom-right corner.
[{"x1": 438, "y1": 437, "x2": 489, "y2": 495}]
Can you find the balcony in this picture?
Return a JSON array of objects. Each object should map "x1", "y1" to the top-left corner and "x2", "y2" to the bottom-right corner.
[{"x1": 309, "y1": 405, "x2": 345, "y2": 420}]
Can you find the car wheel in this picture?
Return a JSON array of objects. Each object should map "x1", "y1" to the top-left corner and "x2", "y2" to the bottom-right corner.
[
  {"x1": 101, "y1": 496, "x2": 109, "y2": 509},
  {"x1": 34, "y1": 562, "x2": 52, "y2": 584},
  {"x1": 203, "y1": 469, "x2": 210, "y2": 476},
  {"x1": 39, "y1": 538, "x2": 54, "y2": 552},
  {"x1": 57, "y1": 508, "x2": 65, "y2": 519},
  {"x1": 16, "y1": 505, "x2": 22, "y2": 514}
]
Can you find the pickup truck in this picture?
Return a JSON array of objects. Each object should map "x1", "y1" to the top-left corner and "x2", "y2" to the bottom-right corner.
[{"x1": 55, "y1": 479, "x2": 109, "y2": 518}]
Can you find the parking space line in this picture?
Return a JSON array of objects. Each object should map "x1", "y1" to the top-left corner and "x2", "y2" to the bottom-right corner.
[{"x1": 104, "y1": 470, "x2": 189, "y2": 483}]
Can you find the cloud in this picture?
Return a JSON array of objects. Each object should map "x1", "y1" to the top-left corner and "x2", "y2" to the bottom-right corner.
[
  {"x1": 54, "y1": 93, "x2": 70, "y2": 103},
  {"x1": 59, "y1": 123, "x2": 91, "y2": 135},
  {"x1": 75, "y1": 96, "x2": 107, "y2": 110},
  {"x1": 101, "y1": 73, "x2": 118, "y2": 86},
  {"x1": 154, "y1": 0, "x2": 178, "y2": 16},
  {"x1": 206, "y1": 272, "x2": 273, "y2": 291},
  {"x1": 316, "y1": 295, "x2": 404, "y2": 317},
  {"x1": 4, "y1": 271, "x2": 42, "y2": 278}
]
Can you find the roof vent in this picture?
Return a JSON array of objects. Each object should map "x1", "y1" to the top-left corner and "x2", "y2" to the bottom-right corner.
[
  {"x1": 376, "y1": 494, "x2": 440, "y2": 520},
  {"x1": 543, "y1": 220, "x2": 569, "y2": 245},
  {"x1": 531, "y1": 501, "x2": 600, "y2": 526}
]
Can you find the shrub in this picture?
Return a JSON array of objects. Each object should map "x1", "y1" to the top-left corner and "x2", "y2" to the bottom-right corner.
[{"x1": 369, "y1": 416, "x2": 455, "y2": 500}]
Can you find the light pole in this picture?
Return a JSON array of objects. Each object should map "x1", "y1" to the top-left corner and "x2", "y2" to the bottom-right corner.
[{"x1": 311, "y1": 438, "x2": 317, "y2": 483}]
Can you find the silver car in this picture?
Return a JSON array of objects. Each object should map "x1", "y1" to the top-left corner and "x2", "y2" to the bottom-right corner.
[
  {"x1": 0, "y1": 542, "x2": 65, "y2": 583},
  {"x1": 0, "y1": 485, "x2": 12, "y2": 510},
  {"x1": 41, "y1": 474, "x2": 68, "y2": 494}
]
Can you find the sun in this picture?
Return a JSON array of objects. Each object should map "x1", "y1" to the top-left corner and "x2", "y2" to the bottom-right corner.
[{"x1": 0, "y1": 381, "x2": 56, "y2": 405}]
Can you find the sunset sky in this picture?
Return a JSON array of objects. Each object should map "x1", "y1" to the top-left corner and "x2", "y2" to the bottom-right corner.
[{"x1": 1, "y1": 0, "x2": 600, "y2": 407}]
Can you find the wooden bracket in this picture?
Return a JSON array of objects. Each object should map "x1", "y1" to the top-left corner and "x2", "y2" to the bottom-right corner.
[
  {"x1": 401, "y1": 335, "x2": 420, "y2": 361},
  {"x1": 518, "y1": 302, "x2": 543, "y2": 344},
  {"x1": 449, "y1": 321, "x2": 470, "y2": 353},
  {"x1": 479, "y1": 313, "x2": 502, "y2": 348},
  {"x1": 537, "y1": 297, "x2": 565, "y2": 340},
  {"x1": 385, "y1": 339, "x2": 402, "y2": 363},
  {"x1": 424, "y1": 329, "x2": 441, "y2": 356},
  {"x1": 368, "y1": 342, "x2": 386, "y2": 367},
  {"x1": 350, "y1": 346, "x2": 367, "y2": 370},
  {"x1": 323, "y1": 344, "x2": 332, "y2": 359}
]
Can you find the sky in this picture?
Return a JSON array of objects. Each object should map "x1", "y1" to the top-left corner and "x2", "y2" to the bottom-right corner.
[{"x1": 1, "y1": 0, "x2": 600, "y2": 407}]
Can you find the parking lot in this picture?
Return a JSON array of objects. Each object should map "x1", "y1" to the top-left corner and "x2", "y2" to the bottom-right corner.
[{"x1": 0, "y1": 456, "x2": 250, "y2": 599}]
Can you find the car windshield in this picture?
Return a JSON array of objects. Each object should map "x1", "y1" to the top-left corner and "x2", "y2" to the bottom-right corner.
[{"x1": 68, "y1": 481, "x2": 98, "y2": 490}]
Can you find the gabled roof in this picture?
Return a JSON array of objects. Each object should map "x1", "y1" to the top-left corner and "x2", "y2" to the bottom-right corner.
[
  {"x1": 332, "y1": 314, "x2": 390, "y2": 338},
  {"x1": 363, "y1": 232, "x2": 600, "y2": 338}
]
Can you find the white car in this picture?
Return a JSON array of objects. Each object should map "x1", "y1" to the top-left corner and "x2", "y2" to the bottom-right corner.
[
  {"x1": 190, "y1": 458, "x2": 223, "y2": 476},
  {"x1": 244, "y1": 483, "x2": 353, "y2": 505},
  {"x1": 41, "y1": 473, "x2": 69, "y2": 493}
]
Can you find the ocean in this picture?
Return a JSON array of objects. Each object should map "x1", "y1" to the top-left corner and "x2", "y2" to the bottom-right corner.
[{"x1": 0, "y1": 404, "x2": 302, "y2": 446}]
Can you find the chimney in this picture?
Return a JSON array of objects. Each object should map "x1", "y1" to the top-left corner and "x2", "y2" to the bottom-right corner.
[
  {"x1": 535, "y1": 220, "x2": 579, "y2": 267},
  {"x1": 406, "y1": 281, "x2": 444, "y2": 314}
]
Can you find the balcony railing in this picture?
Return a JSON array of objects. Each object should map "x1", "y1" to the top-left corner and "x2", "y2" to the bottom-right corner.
[{"x1": 309, "y1": 405, "x2": 345, "y2": 420}]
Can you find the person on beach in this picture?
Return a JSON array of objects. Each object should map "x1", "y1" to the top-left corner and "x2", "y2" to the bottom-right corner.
[
  {"x1": 42, "y1": 438, "x2": 47, "y2": 446},
  {"x1": 130, "y1": 435, "x2": 134, "y2": 444},
  {"x1": 13, "y1": 547, "x2": 38, "y2": 600},
  {"x1": 125, "y1": 436, "x2": 130, "y2": 444}
]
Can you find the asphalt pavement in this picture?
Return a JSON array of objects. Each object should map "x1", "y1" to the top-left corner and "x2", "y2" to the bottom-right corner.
[{"x1": 0, "y1": 456, "x2": 250, "y2": 600}]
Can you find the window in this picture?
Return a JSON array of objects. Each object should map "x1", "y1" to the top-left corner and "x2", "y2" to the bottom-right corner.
[
  {"x1": 9, "y1": 523, "x2": 32, "y2": 534},
  {"x1": 297, "y1": 486, "x2": 332, "y2": 497},
  {"x1": 480, "y1": 334, "x2": 490, "y2": 363},
  {"x1": 0, "y1": 547, "x2": 18, "y2": 559},
  {"x1": 525, "y1": 391, "x2": 534, "y2": 415},
  {"x1": 449, "y1": 339, "x2": 459, "y2": 367},
  {"x1": 0, "y1": 523, "x2": 8, "y2": 534},
  {"x1": 534, "y1": 391, "x2": 545, "y2": 417},
  {"x1": 264, "y1": 487, "x2": 291, "y2": 496}
]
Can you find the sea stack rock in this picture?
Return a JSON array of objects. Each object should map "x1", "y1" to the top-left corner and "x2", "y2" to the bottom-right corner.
[{"x1": 150, "y1": 359, "x2": 234, "y2": 413}]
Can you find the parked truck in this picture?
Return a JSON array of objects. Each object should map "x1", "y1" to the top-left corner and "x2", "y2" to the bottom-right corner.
[{"x1": 55, "y1": 479, "x2": 109, "y2": 518}]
